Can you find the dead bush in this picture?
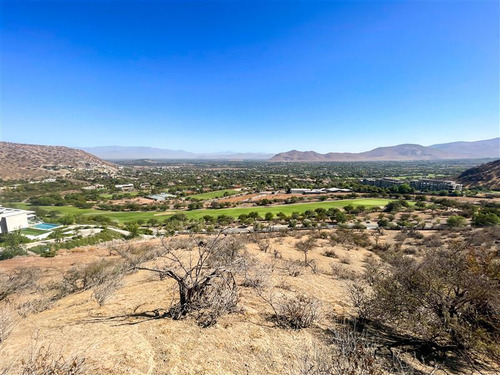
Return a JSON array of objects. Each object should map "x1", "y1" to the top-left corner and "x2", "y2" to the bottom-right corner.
[
  {"x1": 60, "y1": 259, "x2": 126, "y2": 296},
  {"x1": 268, "y1": 293, "x2": 321, "y2": 329},
  {"x1": 292, "y1": 324, "x2": 418, "y2": 375},
  {"x1": 92, "y1": 278, "x2": 122, "y2": 307},
  {"x1": 20, "y1": 343, "x2": 91, "y2": 375},
  {"x1": 17, "y1": 297, "x2": 54, "y2": 318},
  {"x1": 323, "y1": 250, "x2": 338, "y2": 258},
  {"x1": 421, "y1": 234, "x2": 442, "y2": 248},
  {"x1": 339, "y1": 255, "x2": 351, "y2": 264},
  {"x1": 330, "y1": 263, "x2": 358, "y2": 281},
  {"x1": 0, "y1": 268, "x2": 41, "y2": 302},
  {"x1": 0, "y1": 304, "x2": 15, "y2": 344},
  {"x1": 241, "y1": 260, "x2": 272, "y2": 289},
  {"x1": 330, "y1": 229, "x2": 372, "y2": 249},
  {"x1": 284, "y1": 260, "x2": 304, "y2": 277},
  {"x1": 366, "y1": 247, "x2": 500, "y2": 359},
  {"x1": 132, "y1": 234, "x2": 241, "y2": 327},
  {"x1": 257, "y1": 239, "x2": 272, "y2": 253}
]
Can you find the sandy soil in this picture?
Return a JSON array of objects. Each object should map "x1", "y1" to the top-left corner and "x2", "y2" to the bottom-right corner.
[{"x1": 0, "y1": 231, "x2": 486, "y2": 374}]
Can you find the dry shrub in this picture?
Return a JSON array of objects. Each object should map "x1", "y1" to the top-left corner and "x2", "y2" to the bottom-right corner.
[
  {"x1": 271, "y1": 294, "x2": 321, "y2": 329},
  {"x1": 323, "y1": 250, "x2": 338, "y2": 258},
  {"x1": 17, "y1": 297, "x2": 54, "y2": 318},
  {"x1": 330, "y1": 263, "x2": 358, "y2": 281},
  {"x1": 60, "y1": 259, "x2": 125, "y2": 297},
  {"x1": 193, "y1": 273, "x2": 239, "y2": 328},
  {"x1": 421, "y1": 234, "x2": 442, "y2": 248},
  {"x1": 257, "y1": 239, "x2": 272, "y2": 253},
  {"x1": 339, "y1": 255, "x2": 351, "y2": 264},
  {"x1": 371, "y1": 242, "x2": 391, "y2": 252},
  {"x1": 284, "y1": 260, "x2": 304, "y2": 277},
  {"x1": 92, "y1": 278, "x2": 122, "y2": 307},
  {"x1": 0, "y1": 304, "x2": 15, "y2": 344},
  {"x1": 366, "y1": 247, "x2": 500, "y2": 359},
  {"x1": 131, "y1": 234, "x2": 241, "y2": 327},
  {"x1": 292, "y1": 325, "x2": 416, "y2": 375},
  {"x1": 330, "y1": 229, "x2": 372, "y2": 249},
  {"x1": 241, "y1": 259, "x2": 272, "y2": 289},
  {"x1": 20, "y1": 343, "x2": 91, "y2": 375},
  {"x1": 0, "y1": 268, "x2": 41, "y2": 302}
]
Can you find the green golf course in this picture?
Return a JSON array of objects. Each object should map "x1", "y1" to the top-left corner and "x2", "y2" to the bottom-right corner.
[{"x1": 6, "y1": 198, "x2": 400, "y2": 224}]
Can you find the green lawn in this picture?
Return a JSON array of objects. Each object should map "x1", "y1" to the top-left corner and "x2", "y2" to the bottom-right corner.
[
  {"x1": 5, "y1": 198, "x2": 400, "y2": 224},
  {"x1": 189, "y1": 189, "x2": 239, "y2": 200},
  {"x1": 21, "y1": 228, "x2": 47, "y2": 236},
  {"x1": 180, "y1": 199, "x2": 394, "y2": 220}
]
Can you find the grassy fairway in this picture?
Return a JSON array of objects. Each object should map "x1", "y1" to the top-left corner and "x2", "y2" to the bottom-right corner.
[
  {"x1": 5, "y1": 198, "x2": 398, "y2": 224},
  {"x1": 189, "y1": 189, "x2": 239, "y2": 200},
  {"x1": 180, "y1": 199, "x2": 393, "y2": 220}
]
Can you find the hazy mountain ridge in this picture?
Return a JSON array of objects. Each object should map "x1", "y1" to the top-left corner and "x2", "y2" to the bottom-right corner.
[
  {"x1": 430, "y1": 138, "x2": 500, "y2": 158},
  {"x1": 82, "y1": 146, "x2": 273, "y2": 160},
  {"x1": 457, "y1": 159, "x2": 500, "y2": 190},
  {"x1": 0, "y1": 142, "x2": 117, "y2": 180},
  {"x1": 270, "y1": 138, "x2": 500, "y2": 162}
]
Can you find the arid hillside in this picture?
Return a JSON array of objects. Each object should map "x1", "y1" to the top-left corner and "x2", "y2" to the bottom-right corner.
[
  {"x1": 0, "y1": 142, "x2": 117, "y2": 180},
  {"x1": 1, "y1": 229, "x2": 499, "y2": 374},
  {"x1": 457, "y1": 159, "x2": 500, "y2": 190}
]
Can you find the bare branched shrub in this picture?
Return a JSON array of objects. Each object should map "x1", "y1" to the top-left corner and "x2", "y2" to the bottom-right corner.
[
  {"x1": 0, "y1": 305, "x2": 15, "y2": 344},
  {"x1": 241, "y1": 259, "x2": 272, "y2": 289},
  {"x1": 291, "y1": 325, "x2": 417, "y2": 375},
  {"x1": 0, "y1": 268, "x2": 41, "y2": 302},
  {"x1": 17, "y1": 297, "x2": 54, "y2": 318},
  {"x1": 366, "y1": 247, "x2": 500, "y2": 359},
  {"x1": 20, "y1": 343, "x2": 91, "y2": 375},
  {"x1": 257, "y1": 239, "x2": 272, "y2": 253},
  {"x1": 284, "y1": 259, "x2": 304, "y2": 277},
  {"x1": 330, "y1": 229, "x2": 372, "y2": 249},
  {"x1": 132, "y1": 233, "x2": 241, "y2": 327},
  {"x1": 60, "y1": 259, "x2": 125, "y2": 297},
  {"x1": 262, "y1": 292, "x2": 321, "y2": 329},
  {"x1": 421, "y1": 234, "x2": 442, "y2": 248},
  {"x1": 92, "y1": 278, "x2": 122, "y2": 307},
  {"x1": 330, "y1": 263, "x2": 358, "y2": 281},
  {"x1": 347, "y1": 282, "x2": 370, "y2": 320}
]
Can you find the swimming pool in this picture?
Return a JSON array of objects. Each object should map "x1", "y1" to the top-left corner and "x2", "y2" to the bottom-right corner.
[{"x1": 33, "y1": 223, "x2": 60, "y2": 230}]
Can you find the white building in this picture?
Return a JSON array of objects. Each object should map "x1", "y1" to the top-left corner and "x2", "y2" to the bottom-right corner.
[
  {"x1": 0, "y1": 206, "x2": 35, "y2": 234},
  {"x1": 115, "y1": 183, "x2": 135, "y2": 191}
]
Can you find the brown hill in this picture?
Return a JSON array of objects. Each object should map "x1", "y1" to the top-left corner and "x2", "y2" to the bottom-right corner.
[
  {"x1": 0, "y1": 141, "x2": 117, "y2": 180},
  {"x1": 457, "y1": 159, "x2": 500, "y2": 190},
  {"x1": 270, "y1": 144, "x2": 465, "y2": 162}
]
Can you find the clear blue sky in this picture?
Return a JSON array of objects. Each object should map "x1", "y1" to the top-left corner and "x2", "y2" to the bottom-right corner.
[{"x1": 1, "y1": 0, "x2": 498, "y2": 153}]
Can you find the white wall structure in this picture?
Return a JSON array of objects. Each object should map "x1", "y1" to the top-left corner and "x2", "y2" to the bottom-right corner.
[{"x1": 0, "y1": 206, "x2": 35, "y2": 234}]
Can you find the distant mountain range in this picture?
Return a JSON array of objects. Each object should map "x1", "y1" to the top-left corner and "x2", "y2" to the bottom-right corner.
[
  {"x1": 269, "y1": 138, "x2": 499, "y2": 162},
  {"x1": 0, "y1": 142, "x2": 117, "y2": 180},
  {"x1": 81, "y1": 146, "x2": 273, "y2": 160}
]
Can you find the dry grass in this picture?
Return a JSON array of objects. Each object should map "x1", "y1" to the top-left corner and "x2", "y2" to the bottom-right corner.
[{"x1": 0, "y1": 229, "x2": 492, "y2": 374}]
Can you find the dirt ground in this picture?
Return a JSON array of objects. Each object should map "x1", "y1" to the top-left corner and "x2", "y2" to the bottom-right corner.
[{"x1": 0, "y1": 231, "x2": 491, "y2": 374}]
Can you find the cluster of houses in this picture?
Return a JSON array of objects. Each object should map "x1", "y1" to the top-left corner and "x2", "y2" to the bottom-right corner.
[
  {"x1": 289, "y1": 188, "x2": 352, "y2": 194},
  {"x1": 361, "y1": 178, "x2": 463, "y2": 192}
]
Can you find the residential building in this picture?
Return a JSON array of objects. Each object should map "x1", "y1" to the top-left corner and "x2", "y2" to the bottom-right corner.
[{"x1": 0, "y1": 206, "x2": 35, "y2": 234}]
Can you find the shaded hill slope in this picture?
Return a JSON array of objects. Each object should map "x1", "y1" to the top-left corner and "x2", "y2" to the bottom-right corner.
[{"x1": 457, "y1": 159, "x2": 500, "y2": 190}]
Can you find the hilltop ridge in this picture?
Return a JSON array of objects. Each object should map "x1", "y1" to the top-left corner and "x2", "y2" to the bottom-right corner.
[
  {"x1": 270, "y1": 138, "x2": 499, "y2": 162},
  {"x1": 0, "y1": 142, "x2": 117, "y2": 180}
]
